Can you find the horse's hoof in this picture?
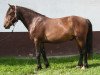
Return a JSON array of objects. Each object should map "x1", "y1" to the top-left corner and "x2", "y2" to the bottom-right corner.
[
  {"x1": 76, "y1": 66, "x2": 81, "y2": 68},
  {"x1": 34, "y1": 70, "x2": 38, "y2": 74},
  {"x1": 45, "y1": 64, "x2": 50, "y2": 68},
  {"x1": 81, "y1": 66, "x2": 86, "y2": 70},
  {"x1": 35, "y1": 66, "x2": 42, "y2": 71}
]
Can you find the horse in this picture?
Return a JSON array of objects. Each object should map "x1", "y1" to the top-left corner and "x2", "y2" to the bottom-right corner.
[{"x1": 4, "y1": 4, "x2": 93, "y2": 70}]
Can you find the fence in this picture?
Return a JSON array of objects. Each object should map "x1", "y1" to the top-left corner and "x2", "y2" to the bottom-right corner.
[{"x1": 0, "y1": 32, "x2": 100, "y2": 56}]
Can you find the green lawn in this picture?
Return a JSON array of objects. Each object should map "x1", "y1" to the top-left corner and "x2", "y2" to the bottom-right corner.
[{"x1": 0, "y1": 54, "x2": 99, "y2": 75}]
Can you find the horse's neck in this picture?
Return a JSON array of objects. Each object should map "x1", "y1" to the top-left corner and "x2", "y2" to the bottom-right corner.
[{"x1": 18, "y1": 7, "x2": 44, "y2": 30}]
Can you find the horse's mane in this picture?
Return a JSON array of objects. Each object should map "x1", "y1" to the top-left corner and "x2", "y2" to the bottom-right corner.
[{"x1": 17, "y1": 6, "x2": 46, "y2": 17}]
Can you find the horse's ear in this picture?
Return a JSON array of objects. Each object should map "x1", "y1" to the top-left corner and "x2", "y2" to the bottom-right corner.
[
  {"x1": 8, "y1": 4, "x2": 12, "y2": 7},
  {"x1": 8, "y1": 4, "x2": 14, "y2": 9}
]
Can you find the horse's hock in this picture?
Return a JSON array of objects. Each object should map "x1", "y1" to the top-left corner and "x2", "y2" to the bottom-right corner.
[{"x1": 0, "y1": 32, "x2": 99, "y2": 56}]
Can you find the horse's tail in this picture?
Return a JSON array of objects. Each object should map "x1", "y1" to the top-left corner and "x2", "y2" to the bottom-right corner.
[{"x1": 86, "y1": 19, "x2": 93, "y2": 58}]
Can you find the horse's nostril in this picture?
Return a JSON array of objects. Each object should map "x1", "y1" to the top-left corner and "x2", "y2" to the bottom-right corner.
[{"x1": 4, "y1": 25, "x2": 7, "y2": 28}]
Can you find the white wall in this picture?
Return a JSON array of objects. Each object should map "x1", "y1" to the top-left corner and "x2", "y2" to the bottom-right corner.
[{"x1": 0, "y1": 0, "x2": 100, "y2": 32}]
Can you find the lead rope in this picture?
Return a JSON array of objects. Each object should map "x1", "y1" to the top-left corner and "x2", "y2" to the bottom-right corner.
[
  {"x1": 12, "y1": 24, "x2": 16, "y2": 33},
  {"x1": 12, "y1": 26, "x2": 15, "y2": 32},
  {"x1": 0, "y1": 25, "x2": 16, "y2": 42}
]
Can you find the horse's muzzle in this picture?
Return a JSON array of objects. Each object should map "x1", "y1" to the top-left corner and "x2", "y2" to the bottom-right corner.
[{"x1": 4, "y1": 25, "x2": 10, "y2": 29}]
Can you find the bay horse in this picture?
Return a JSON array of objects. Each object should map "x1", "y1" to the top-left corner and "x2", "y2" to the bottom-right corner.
[{"x1": 4, "y1": 4, "x2": 93, "y2": 70}]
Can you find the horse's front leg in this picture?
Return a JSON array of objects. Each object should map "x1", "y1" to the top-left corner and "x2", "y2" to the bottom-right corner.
[
  {"x1": 34, "y1": 39, "x2": 42, "y2": 70},
  {"x1": 40, "y1": 43, "x2": 49, "y2": 68}
]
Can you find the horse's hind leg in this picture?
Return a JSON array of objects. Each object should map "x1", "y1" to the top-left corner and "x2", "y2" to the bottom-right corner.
[
  {"x1": 75, "y1": 37, "x2": 85, "y2": 68},
  {"x1": 40, "y1": 43, "x2": 49, "y2": 68},
  {"x1": 83, "y1": 49, "x2": 88, "y2": 68},
  {"x1": 81, "y1": 47, "x2": 88, "y2": 70},
  {"x1": 77, "y1": 50, "x2": 84, "y2": 68}
]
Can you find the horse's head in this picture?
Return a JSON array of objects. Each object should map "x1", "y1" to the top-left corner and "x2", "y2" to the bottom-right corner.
[{"x1": 4, "y1": 4, "x2": 18, "y2": 29}]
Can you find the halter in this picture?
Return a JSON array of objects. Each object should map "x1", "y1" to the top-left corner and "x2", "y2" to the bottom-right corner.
[
  {"x1": 12, "y1": 5, "x2": 18, "y2": 32},
  {"x1": 15, "y1": 5, "x2": 17, "y2": 18}
]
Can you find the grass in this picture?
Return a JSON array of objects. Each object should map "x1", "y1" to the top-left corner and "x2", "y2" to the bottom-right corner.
[{"x1": 0, "y1": 54, "x2": 99, "y2": 75}]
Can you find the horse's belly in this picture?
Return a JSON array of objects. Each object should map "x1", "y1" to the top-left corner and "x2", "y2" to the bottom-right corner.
[{"x1": 45, "y1": 33, "x2": 73, "y2": 42}]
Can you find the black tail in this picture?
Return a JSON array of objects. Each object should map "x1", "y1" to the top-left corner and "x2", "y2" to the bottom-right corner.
[{"x1": 86, "y1": 19, "x2": 93, "y2": 58}]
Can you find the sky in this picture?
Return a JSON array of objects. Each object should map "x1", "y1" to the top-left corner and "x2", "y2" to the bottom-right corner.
[{"x1": 0, "y1": 0, "x2": 100, "y2": 32}]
